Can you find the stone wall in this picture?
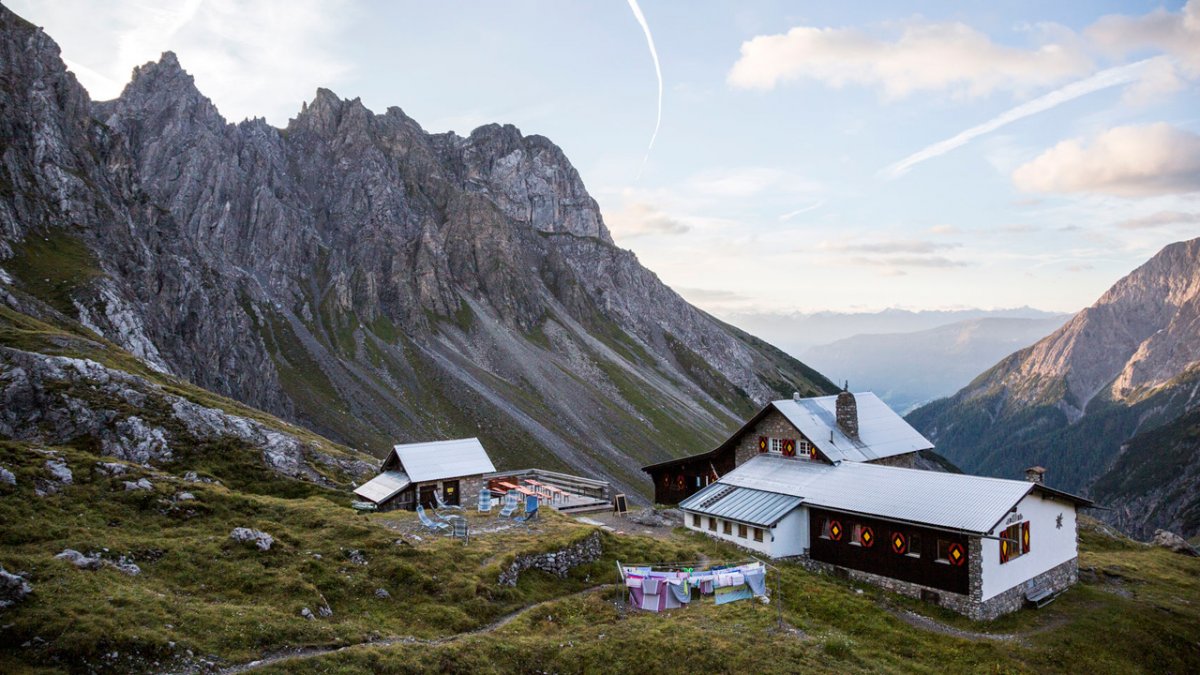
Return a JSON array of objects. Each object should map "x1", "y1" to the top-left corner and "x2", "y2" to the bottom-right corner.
[
  {"x1": 498, "y1": 531, "x2": 603, "y2": 587},
  {"x1": 732, "y1": 409, "x2": 812, "y2": 466},
  {"x1": 974, "y1": 557, "x2": 1078, "y2": 621},
  {"x1": 791, "y1": 546, "x2": 1079, "y2": 621}
]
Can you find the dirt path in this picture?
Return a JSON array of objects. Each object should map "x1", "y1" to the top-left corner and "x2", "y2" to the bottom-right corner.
[
  {"x1": 219, "y1": 584, "x2": 617, "y2": 674},
  {"x1": 886, "y1": 607, "x2": 1068, "y2": 645}
]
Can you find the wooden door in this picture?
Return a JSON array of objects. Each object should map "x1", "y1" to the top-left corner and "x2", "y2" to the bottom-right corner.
[
  {"x1": 419, "y1": 485, "x2": 437, "y2": 509},
  {"x1": 443, "y1": 480, "x2": 460, "y2": 506}
]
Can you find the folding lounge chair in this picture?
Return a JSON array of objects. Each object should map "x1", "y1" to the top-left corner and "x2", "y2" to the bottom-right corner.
[
  {"x1": 416, "y1": 504, "x2": 450, "y2": 532},
  {"x1": 498, "y1": 493, "x2": 519, "y2": 518},
  {"x1": 515, "y1": 493, "x2": 540, "y2": 524},
  {"x1": 434, "y1": 490, "x2": 463, "y2": 512},
  {"x1": 477, "y1": 488, "x2": 493, "y2": 513}
]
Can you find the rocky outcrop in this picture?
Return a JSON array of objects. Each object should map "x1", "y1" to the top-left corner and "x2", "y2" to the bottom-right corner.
[
  {"x1": 908, "y1": 238, "x2": 1200, "y2": 536},
  {"x1": 0, "y1": 566, "x2": 31, "y2": 609},
  {"x1": 1152, "y1": 529, "x2": 1199, "y2": 556},
  {"x1": 0, "y1": 346, "x2": 374, "y2": 484},
  {"x1": 0, "y1": 4, "x2": 835, "y2": 499}
]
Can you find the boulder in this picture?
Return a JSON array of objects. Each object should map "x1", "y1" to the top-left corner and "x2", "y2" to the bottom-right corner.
[
  {"x1": 374, "y1": 588, "x2": 391, "y2": 600},
  {"x1": 1152, "y1": 529, "x2": 1199, "y2": 557},
  {"x1": 123, "y1": 478, "x2": 154, "y2": 491},
  {"x1": 230, "y1": 527, "x2": 274, "y2": 551},
  {"x1": 0, "y1": 466, "x2": 15, "y2": 486},
  {"x1": 300, "y1": 607, "x2": 315, "y2": 620},
  {"x1": 45, "y1": 459, "x2": 72, "y2": 484},
  {"x1": 0, "y1": 566, "x2": 31, "y2": 609},
  {"x1": 55, "y1": 549, "x2": 104, "y2": 570}
]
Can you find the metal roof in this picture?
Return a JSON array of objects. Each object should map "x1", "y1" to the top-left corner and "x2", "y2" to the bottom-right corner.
[
  {"x1": 679, "y1": 482, "x2": 803, "y2": 527},
  {"x1": 390, "y1": 437, "x2": 497, "y2": 483},
  {"x1": 353, "y1": 470, "x2": 411, "y2": 503},
  {"x1": 772, "y1": 392, "x2": 933, "y2": 462},
  {"x1": 715, "y1": 455, "x2": 1038, "y2": 534}
]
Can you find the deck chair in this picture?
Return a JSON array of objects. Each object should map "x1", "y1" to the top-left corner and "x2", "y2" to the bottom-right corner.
[
  {"x1": 434, "y1": 490, "x2": 463, "y2": 513},
  {"x1": 515, "y1": 494, "x2": 540, "y2": 524},
  {"x1": 498, "y1": 493, "x2": 519, "y2": 518},
  {"x1": 416, "y1": 504, "x2": 450, "y2": 532},
  {"x1": 477, "y1": 488, "x2": 493, "y2": 513}
]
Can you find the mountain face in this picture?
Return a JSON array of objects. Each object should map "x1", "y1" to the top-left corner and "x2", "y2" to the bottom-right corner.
[
  {"x1": 803, "y1": 315, "x2": 1069, "y2": 413},
  {"x1": 0, "y1": 7, "x2": 834, "y2": 498},
  {"x1": 908, "y1": 238, "x2": 1200, "y2": 537}
]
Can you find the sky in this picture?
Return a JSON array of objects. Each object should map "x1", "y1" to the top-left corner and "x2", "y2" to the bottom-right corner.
[{"x1": 12, "y1": 1, "x2": 1200, "y2": 316}]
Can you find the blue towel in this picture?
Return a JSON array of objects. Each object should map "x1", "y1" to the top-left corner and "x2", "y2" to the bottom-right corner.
[
  {"x1": 668, "y1": 581, "x2": 691, "y2": 604},
  {"x1": 744, "y1": 568, "x2": 767, "y2": 596}
]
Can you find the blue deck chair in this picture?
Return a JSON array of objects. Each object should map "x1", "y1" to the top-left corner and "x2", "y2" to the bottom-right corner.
[
  {"x1": 416, "y1": 504, "x2": 450, "y2": 532},
  {"x1": 515, "y1": 493, "x2": 540, "y2": 524},
  {"x1": 498, "y1": 493, "x2": 519, "y2": 518},
  {"x1": 434, "y1": 490, "x2": 463, "y2": 513},
  {"x1": 477, "y1": 488, "x2": 493, "y2": 513}
]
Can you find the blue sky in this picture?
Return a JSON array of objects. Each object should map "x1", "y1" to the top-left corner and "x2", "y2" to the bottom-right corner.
[{"x1": 14, "y1": 1, "x2": 1200, "y2": 315}]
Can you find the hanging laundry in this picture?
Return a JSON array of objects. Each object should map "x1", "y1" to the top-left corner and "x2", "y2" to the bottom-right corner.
[
  {"x1": 668, "y1": 580, "x2": 691, "y2": 605},
  {"x1": 743, "y1": 568, "x2": 767, "y2": 596},
  {"x1": 714, "y1": 583, "x2": 754, "y2": 605}
]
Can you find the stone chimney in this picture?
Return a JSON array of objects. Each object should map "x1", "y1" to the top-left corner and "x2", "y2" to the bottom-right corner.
[
  {"x1": 1025, "y1": 466, "x2": 1046, "y2": 484},
  {"x1": 835, "y1": 382, "x2": 858, "y2": 439}
]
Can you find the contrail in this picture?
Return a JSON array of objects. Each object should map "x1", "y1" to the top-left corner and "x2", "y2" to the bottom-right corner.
[
  {"x1": 882, "y1": 57, "x2": 1159, "y2": 180},
  {"x1": 626, "y1": 0, "x2": 662, "y2": 179}
]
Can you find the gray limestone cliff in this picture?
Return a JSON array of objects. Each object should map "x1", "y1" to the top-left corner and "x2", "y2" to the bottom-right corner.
[{"x1": 0, "y1": 6, "x2": 835, "y2": 498}]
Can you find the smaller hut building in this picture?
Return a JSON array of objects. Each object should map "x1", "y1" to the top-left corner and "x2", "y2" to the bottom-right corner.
[{"x1": 354, "y1": 438, "x2": 496, "y2": 511}]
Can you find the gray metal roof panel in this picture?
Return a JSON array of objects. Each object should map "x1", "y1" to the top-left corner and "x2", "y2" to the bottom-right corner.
[
  {"x1": 720, "y1": 455, "x2": 1033, "y2": 534},
  {"x1": 353, "y1": 470, "x2": 411, "y2": 503},
  {"x1": 772, "y1": 393, "x2": 933, "y2": 462},
  {"x1": 680, "y1": 482, "x2": 803, "y2": 527},
  {"x1": 391, "y1": 437, "x2": 497, "y2": 483}
]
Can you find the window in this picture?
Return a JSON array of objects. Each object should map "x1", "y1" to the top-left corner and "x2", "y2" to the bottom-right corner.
[
  {"x1": 723, "y1": 520, "x2": 732, "y2": 535},
  {"x1": 692, "y1": 514, "x2": 700, "y2": 528},
  {"x1": 753, "y1": 527, "x2": 764, "y2": 542},
  {"x1": 1000, "y1": 522, "x2": 1030, "y2": 564},
  {"x1": 769, "y1": 438, "x2": 783, "y2": 454},
  {"x1": 798, "y1": 439, "x2": 811, "y2": 459},
  {"x1": 850, "y1": 523, "x2": 864, "y2": 546},
  {"x1": 936, "y1": 539, "x2": 966, "y2": 566},
  {"x1": 708, "y1": 517, "x2": 717, "y2": 532},
  {"x1": 819, "y1": 518, "x2": 832, "y2": 539},
  {"x1": 908, "y1": 532, "x2": 922, "y2": 558},
  {"x1": 738, "y1": 523, "x2": 748, "y2": 538}
]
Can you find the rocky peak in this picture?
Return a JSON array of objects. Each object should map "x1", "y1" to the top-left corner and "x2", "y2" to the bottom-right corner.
[{"x1": 109, "y1": 51, "x2": 225, "y2": 135}]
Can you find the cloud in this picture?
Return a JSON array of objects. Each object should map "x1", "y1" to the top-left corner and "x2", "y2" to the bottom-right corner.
[
  {"x1": 822, "y1": 239, "x2": 960, "y2": 254},
  {"x1": 1087, "y1": 0, "x2": 1200, "y2": 75},
  {"x1": 852, "y1": 256, "x2": 969, "y2": 268},
  {"x1": 625, "y1": 0, "x2": 663, "y2": 178},
  {"x1": 882, "y1": 58, "x2": 1159, "y2": 179},
  {"x1": 685, "y1": 167, "x2": 823, "y2": 198},
  {"x1": 1012, "y1": 123, "x2": 1200, "y2": 197},
  {"x1": 604, "y1": 202, "x2": 690, "y2": 239},
  {"x1": 727, "y1": 20, "x2": 1090, "y2": 98},
  {"x1": 1115, "y1": 210, "x2": 1200, "y2": 229}
]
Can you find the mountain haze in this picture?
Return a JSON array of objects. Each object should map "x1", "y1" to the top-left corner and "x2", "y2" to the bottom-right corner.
[
  {"x1": 803, "y1": 315, "x2": 1069, "y2": 413},
  {"x1": 908, "y1": 238, "x2": 1200, "y2": 537},
  {"x1": 0, "y1": 6, "x2": 834, "y2": 498}
]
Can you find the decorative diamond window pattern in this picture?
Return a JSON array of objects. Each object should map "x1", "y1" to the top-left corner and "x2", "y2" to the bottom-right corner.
[
  {"x1": 891, "y1": 531, "x2": 907, "y2": 555},
  {"x1": 948, "y1": 542, "x2": 965, "y2": 566},
  {"x1": 829, "y1": 520, "x2": 843, "y2": 541},
  {"x1": 860, "y1": 526, "x2": 874, "y2": 548}
]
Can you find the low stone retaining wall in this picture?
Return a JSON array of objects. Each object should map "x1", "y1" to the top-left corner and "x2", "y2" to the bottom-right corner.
[{"x1": 498, "y1": 531, "x2": 602, "y2": 587}]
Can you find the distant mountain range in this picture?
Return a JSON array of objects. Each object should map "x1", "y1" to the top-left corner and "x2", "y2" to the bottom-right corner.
[
  {"x1": 908, "y1": 238, "x2": 1200, "y2": 538},
  {"x1": 724, "y1": 307, "x2": 1066, "y2": 354},
  {"x1": 0, "y1": 6, "x2": 834, "y2": 500},
  {"x1": 802, "y1": 315, "x2": 1070, "y2": 413}
]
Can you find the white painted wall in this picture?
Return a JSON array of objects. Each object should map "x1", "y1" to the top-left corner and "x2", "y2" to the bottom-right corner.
[
  {"x1": 980, "y1": 492, "x2": 1078, "y2": 601},
  {"x1": 681, "y1": 507, "x2": 808, "y2": 558}
]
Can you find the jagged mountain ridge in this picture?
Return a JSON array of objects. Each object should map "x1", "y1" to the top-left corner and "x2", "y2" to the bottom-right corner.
[
  {"x1": 907, "y1": 237, "x2": 1200, "y2": 537},
  {"x1": 0, "y1": 6, "x2": 835, "y2": 498}
]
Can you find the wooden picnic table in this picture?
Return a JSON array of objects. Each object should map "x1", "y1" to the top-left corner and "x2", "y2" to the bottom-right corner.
[{"x1": 495, "y1": 481, "x2": 519, "y2": 493}]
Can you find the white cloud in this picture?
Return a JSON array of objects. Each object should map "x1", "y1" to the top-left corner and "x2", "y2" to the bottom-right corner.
[
  {"x1": 1115, "y1": 210, "x2": 1200, "y2": 229},
  {"x1": 1013, "y1": 123, "x2": 1200, "y2": 197},
  {"x1": 13, "y1": 0, "x2": 355, "y2": 125},
  {"x1": 727, "y1": 21, "x2": 1090, "y2": 98},
  {"x1": 1087, "y1": 0, "x2": 1200, "y2": 75},
  {"x1": 603, "y1": 202, "x2": 690, "y2": 239}
]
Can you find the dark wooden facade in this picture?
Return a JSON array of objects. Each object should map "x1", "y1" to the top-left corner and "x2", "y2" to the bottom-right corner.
[
  {"x1": 808, "y1": 507, "x2": 970, "y2": 595},
  {"x1": 644, "y1": 448, "x2": 737, "y2": 505}
]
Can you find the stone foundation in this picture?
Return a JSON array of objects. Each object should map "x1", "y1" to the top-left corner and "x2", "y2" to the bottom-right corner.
[
  {"x1": 498, "y1": 531, "x2": 603, "y2": 587},
  {"x1": 792, "y1": 554, "x2": 1079, "y2": 621}
]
